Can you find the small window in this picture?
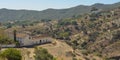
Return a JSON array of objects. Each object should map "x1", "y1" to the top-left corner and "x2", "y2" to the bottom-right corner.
[{"x1": 40, "y1": 40, "x2": 42, "y2": 44}]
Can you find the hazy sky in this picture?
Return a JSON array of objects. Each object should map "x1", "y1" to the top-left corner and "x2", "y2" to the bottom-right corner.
[{"x1": 0, "y1": 0, "x2": 120, "y2": 11}]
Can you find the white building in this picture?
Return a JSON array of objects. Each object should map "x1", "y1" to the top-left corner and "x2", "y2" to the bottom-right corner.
[{"x1": 16, "y1": 33, "x2": 52, "y2": 47}]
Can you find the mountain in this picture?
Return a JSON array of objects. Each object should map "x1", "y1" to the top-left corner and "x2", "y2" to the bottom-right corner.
[
  {"x1": 5, "y1": 6, "x2": 119, "y2": 59},
  {"x1": 0, "y1": 2, "x2": 120, "y2": 22},
  {"x1": 49, "y1": 7, "x2": 120, "y2": 59}
]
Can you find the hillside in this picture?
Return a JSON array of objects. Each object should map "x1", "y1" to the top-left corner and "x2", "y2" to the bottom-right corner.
[
  {"x1": 58, "y1": 7, "x2": 120, "y2": 59},
  {"x1": 0, "y1": 2, "x2": 120, "y2": 60},
  {"x1": 3, "y1": 6, "x2": 120, "y2": 60},
  {"x1": 0, "y1": 2, "x2": 120, "y2": 22}
]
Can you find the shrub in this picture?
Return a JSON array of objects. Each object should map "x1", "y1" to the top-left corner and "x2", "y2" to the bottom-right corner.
[
  {"x1": 34, "y1": 47, "x2": 55, "y2": 60},
  {"x1": 113, "y1": 31, "x2": 120, "y2": 40},
  {"x1": 93, "y1": 52, "x2": 102, "y2": 57},
  {"x1": 0, "y1": 48, "x2": 22, "y2": 60},
  {"x1": 72, "y1": 57, "x2": 77, "y2": 60},
  {"x1": 58, "y1": 31, "x2": 70, "y2": 40},
  {"x1": 81, "y1": 50, "x2": 89, "y2": 56}
]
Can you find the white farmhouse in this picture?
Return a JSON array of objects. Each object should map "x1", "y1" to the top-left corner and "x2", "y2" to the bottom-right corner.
[{"x1": 16, "y1": 33, "x2": 52, "y2": 47}]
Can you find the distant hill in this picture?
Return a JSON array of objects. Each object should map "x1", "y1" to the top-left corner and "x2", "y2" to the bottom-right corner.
[{"x1": 0, "y1": 2, "x2": 120, "y2": 22}]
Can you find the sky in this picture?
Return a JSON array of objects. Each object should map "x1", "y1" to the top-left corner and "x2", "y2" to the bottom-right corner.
[{"x1": 0, "y1": 0, "x2": 120, "y2": 11}]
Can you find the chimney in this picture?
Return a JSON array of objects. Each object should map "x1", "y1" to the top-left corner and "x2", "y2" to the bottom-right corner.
[{"x1": 13, "y1": 30, "x2": 17, "y2": 42}]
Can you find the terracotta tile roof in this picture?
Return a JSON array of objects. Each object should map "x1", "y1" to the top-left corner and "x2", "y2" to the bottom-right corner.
[
  {"x1": 31, "y1": 35, "x2": 50, "y2": 40},
  {"x1": 16, "y1": 33, "x2": 28, "y2": 38}
]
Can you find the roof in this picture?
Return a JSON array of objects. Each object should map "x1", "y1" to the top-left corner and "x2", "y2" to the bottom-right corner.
[
  {"x1": 31, "y1": 35, "x2": 51, "y2": 40},
  {"x1": 16, "y1": 33, "x2": 28, "y2": 38}
]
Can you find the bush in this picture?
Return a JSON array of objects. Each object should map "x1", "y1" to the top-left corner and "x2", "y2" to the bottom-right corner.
[
  {"x1": 113, "y1": 31, "x2": 120, "y2": 40},
  {"x1": 57, "y1": 31, "x2": 70, "y2": 40},
  {"x1": 72, "y1": 57, "x2": 77, "y2": 60},
  {"x1": 0, "y1": 48, "x2": 22, "y2": 60},
  {"x1": 58, "y1": 19, "x2": 77, "y2": 26},
  {"x1": 81, "y1": 50, "x2": 89, "y2": 56},
  {"x1": 34, "y1": 47, "x2": 55, "y2": 60},
  {"x1": 93, "y1": 52, "x2": 102, "y2": 57},
  {"x1": 89, "y1": 32, "x2": 99, "y2": 42}
]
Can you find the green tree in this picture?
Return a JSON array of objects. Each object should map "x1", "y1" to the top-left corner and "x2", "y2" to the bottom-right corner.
[{"x1": 0, "y1": 48, "x2": 22, "y2": 60}]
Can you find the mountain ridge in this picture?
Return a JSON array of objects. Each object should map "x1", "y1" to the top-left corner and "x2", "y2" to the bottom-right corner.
[{"x1": 0, "y1": 2, "x2": 120, "y2": 22}]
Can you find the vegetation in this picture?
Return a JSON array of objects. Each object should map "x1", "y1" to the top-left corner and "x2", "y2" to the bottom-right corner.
[
  {"x1": 0, "y1": 2, "x2": 120, "y2": 60},
  {"x1": 112, "y1": 30, "x2": 120, "y2": 40},
  {"x1": 0, "y1": 29, "x2": 15, "y2": 45},
  {"x1": 58, "y1": 19, "x2": 77, "y2": 26},
  {"x1": 91, "y1": 7, "x2": 98, "y2": 11},
  {"x1": 34, "y1": 47, "x2": 56, "y2": 60},
  {"x1": 0, "y1": 48, "x2": 22, "y2": 60},
  {"x1": 61, "y1": 6, "x2": 120, "y2": 59},
  {"x1": 0, "y1": 2, "x2": 120, "y2": 22},
  {"x1": 58, "y1": 31, "x2": 70, "y2": 40}
]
